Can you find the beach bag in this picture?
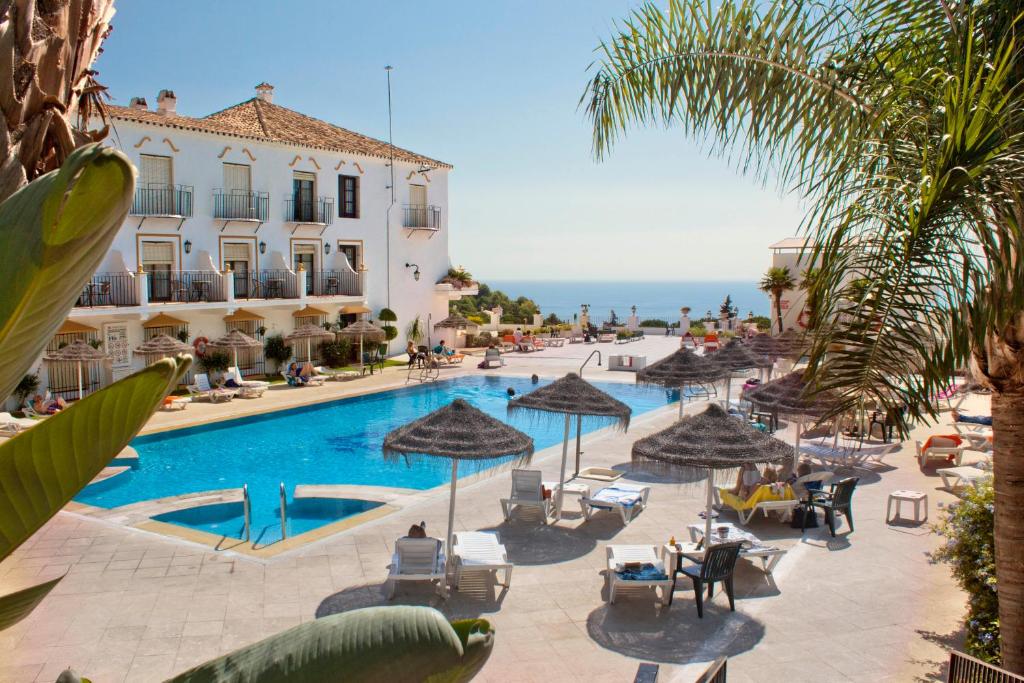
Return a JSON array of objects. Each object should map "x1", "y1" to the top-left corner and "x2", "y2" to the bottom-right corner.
[{"x1": 791, "y1": 505, "x2": 818, "y2": 529}]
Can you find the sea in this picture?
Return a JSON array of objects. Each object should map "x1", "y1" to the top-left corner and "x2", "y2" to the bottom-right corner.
[{"x1": 486, "y1": 280, "x2": 767, "y2": 325}]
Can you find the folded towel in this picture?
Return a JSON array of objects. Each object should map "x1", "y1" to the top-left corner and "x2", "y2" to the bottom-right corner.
[
  {"x1": 592, "y1": 488, "x2": 642, "y2": 506},
  {"x1": 615, "y1": 562, "x2": 667, "y2": 581}
]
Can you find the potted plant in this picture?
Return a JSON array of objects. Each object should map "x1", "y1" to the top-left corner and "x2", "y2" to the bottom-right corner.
[
  {"x1": 263, "y1": 334, "x2": 292, "y2": 374},
  {"x1": 378, "y1": 307, "x2": 398, "y2": 355},
  {"x1": 13, "y1": 374, "x2": 39, "y2": 412}
]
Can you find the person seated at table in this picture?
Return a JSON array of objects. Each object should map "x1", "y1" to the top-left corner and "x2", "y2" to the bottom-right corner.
[
  {"x1": 951, "y1": 410, "x2": 992, "y2": 426},
  {"x1": 406, "y1": 340, "x2": 423, "y2": 367}
]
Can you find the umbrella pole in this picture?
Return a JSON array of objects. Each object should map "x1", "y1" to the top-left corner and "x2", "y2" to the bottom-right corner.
[
  {"x1": 705, "y1": 472, "x2": 714, "y2": 544},
  {"x1": 77, "y1": 362, "x2": 83, "y2": 401},
  {"x1": 555, "y1": 413, "x2": 571, "y2": 521},
  {"x1": 724, "y1": 374, "x2": 732, "y2": 411},
  {"x1": 574, "y1": 417, "x2": 582, "y2": 478},
  {"x1": 306, "y1": 338, "x2": 311, "y2": 364},
  {"x1": 359, "y1": 335, "x2": 364, "y2": 373},
  {"x1": 234, "y1": 348, "x2": 239, "y2": 370},
  {"x1": 446, "y1": 460, "x2": 458, "y2": 557}
]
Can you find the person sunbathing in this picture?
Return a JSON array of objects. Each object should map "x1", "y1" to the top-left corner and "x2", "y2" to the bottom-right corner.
[
  {"x1": 952, "y1": 410, "x2": 992, "y2": 426},
  {"x1": 32, "y1": 394, "x2": 65, "y2": 414},
  {"x1": 730, "y1": 463, "x2": 765, "y2": 499}
]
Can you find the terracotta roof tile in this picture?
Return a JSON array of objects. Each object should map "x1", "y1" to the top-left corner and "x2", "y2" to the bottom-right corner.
[{"x1": 107, "y1": 98, "x2": 451, "y2": 169}]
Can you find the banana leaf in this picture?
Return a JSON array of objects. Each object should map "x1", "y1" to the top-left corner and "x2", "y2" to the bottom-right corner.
[
  {"x1": 167, "y1": 606, "x2": 494, "y2": 683},
  {"x1": 0, "y1": 143, "x2": 134, "y2": 400},
  {"x1": 0, "y1": 574, "x2": 62, "y2": 631},
  {"x1": 0, "y1": 356, "x2": 189, "y2": 562}
]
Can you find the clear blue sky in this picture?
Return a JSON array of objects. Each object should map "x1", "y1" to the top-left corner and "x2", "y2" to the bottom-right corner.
[{"x1": 96, "y1": 1, "x2": 803, "y2": 282}]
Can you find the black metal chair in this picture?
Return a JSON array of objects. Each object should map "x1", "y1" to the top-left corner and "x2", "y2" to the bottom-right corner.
[
  {"x1": 673, "y1": 541, "x2": 743, "y2": 617},
  {"x1": 802, "y1": 476, "x2": 859, "y2": 537}
]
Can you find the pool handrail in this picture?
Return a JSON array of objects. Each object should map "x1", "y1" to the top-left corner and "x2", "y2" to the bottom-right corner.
[
  {"x1": 579, "y1": 350, "x2": 602, "y2": 377},
  {"x1": 279, "y1": 481, "x2": 288, "y2": 541},
  {"x1": 242, "y1": 483, "x2": 251, "y2": 543}
]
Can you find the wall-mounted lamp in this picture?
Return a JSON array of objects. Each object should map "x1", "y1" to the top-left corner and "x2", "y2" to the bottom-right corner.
[
  {"x1": 183, "y1": 240, "x2": 192, "y2": 254},
  {"x1": 324, "y1": 243, "x2": 331, "y2": 255},
  {"x1": 259, "y1": 241, "x2": 267, "y2": 255},
  {"x1": 405, "y1": 262, "x2": 420, "y2": 282}
]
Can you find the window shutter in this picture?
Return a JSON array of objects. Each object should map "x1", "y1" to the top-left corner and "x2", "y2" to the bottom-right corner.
[
  {"x1": 223, "y1": 164, "x2": 251, "y2": 193},
  {"x1": 223, "y1": 242, "x2": 251, "y2": 261},
  {"x1": 293, "y1": 243, "x2": 317, "y2": 255},
  {"x1": 140, "y1": 155, "x2": 172, "y2": 187},
  {"x1": 142, "y1": 241, "x2": 175, "y2": 264}
]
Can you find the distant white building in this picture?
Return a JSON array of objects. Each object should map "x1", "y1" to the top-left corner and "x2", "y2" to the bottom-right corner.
[
  {"x1": 767, "y1": 237, "x2": 815, "y2": 332},
  {"x1": 34, "y1": 83, "x2": 476, "y2": 401}
]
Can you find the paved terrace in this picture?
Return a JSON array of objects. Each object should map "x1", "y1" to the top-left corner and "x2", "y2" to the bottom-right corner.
[{"x1": 0, "y1": 337, "x2": 974, "y2": 682}]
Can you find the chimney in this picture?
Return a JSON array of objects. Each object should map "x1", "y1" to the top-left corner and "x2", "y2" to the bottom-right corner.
[
  {"x1": 156, "y1": 89, "x2": 177, "y2": 115},
  {"x1": 129, "y1": 96, "x2": 148, "y2": 111},
  {"x1": 255, "y1": 82, "x2": 274, "y2": 103}
]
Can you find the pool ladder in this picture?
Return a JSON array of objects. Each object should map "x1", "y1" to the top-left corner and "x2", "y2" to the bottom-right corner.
[
  {"x1": 242, "y1": 484, "x2": 252, "y2": 542},
  {"x1": 279, "y1": 482, "x2": 288, "y2": 541}
]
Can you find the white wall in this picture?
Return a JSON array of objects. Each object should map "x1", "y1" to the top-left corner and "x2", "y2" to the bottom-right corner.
[{"x1": 105, "y1": 118, "x2": 452, "y2": 348}]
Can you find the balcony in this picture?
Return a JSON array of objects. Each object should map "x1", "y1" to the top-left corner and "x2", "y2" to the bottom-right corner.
[
  {"x1": 213, "y1": 189, "x2": 269, "y2": 225},
  {"x1": 132, "y1": 183, "x2": 193, "y2": 219},
  {"x1": 147, "y1": 270, "x2": 227, "y2": 303},
  {"x1": 284, "y1": 196, "x2": 334, "y2": 228},
  {"x1": 75, "y1": 272, "x2": 139, "y2": 308},
  {"x1": 232, "y1": 269, "x2": 301, "y2": 300},
  {"x1": 310, "y1": 269, "x2": 361, "y2": 297},
  {"x1": 403, "y1": 204, "x2": 442, "y2": 231}
]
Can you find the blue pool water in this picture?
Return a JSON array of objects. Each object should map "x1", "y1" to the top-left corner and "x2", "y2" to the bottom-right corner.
[{"x1": 78, "y1": 376, "x2": 675, "y2": 543}]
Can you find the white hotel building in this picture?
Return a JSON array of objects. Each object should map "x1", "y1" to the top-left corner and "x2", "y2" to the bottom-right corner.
[{"x1": 38, "y1": 83, "x2": 474, "y2": 400}]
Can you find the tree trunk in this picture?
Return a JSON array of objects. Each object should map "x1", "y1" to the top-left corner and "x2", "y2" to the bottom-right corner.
[
  {"x1": 774, "y1": 291, "x2": 784, "y2": 334},
  {"x1": 992, "y1": 388, "x2": 1024, "y2": 673}
]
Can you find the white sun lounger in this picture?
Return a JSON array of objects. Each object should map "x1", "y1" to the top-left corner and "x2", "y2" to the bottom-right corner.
[
  {"x1": 386, "y1": 537, "x2": 447, "y2": 599},
  {"x1": 225, "y1": 367, "x2": 268, "y2": 398},
  {"x1": 451, "y1": 531, "x2": 513, "y2": 590},
  {"x1": 581, "y1": 483, "x2": 650, "y2": 525},
  {"x1": 0, "y1": 411, "x2": 37, "y2": 435},
  {"x1": 500, "y1": 469, "x2": 551, "y2": 523},
  {"x1": 606, "y1": 545, "x2": 673, "y2": 606},
  {"x1": 800, "y1": 442, "x2": 897, "y2": 468},
  {"x1": 936, "y1": 465, "x2": 991, "y2": 491},
  {"x1": 187, "y1": 373, "x2": 237, "y2": 403},
  {"x1": 915, "y1": 440, "x2": 964, "y2": 468}
]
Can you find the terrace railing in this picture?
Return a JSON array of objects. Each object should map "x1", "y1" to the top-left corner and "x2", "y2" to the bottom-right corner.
[
  {"x1": 948, "y1": 651, "x2": 1024, "y2": 683},
  {"x1": 311, "y1": 269, "x2": 361, "y2": 297},
  {"x1": 147, "y1": 271, "x2": 226, "y2": 303},
  {"x1": 76, "y1": 272, "x2": 138, "y2": 307},
  {"x1": 233, "y1": 269, "x2": 300, "y2": 300},
  {"x1": 213, "y1": 189, "x2": 269, "y2": 222},
  {"x1": 402, "y1": 204, "x2": 442, "y2": 230},
  {"x1": 284, "y1": 196, "x2": 334, "y2": 225},
  {"x1": 132, "y1": 183, "x2": 193, "y2": 217}
]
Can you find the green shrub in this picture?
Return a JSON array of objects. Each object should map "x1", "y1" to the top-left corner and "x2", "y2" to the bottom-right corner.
[
  {"x1": 320, "y1": 339, "x2": 353, "y2": 367},
  {"x1": 198, "y1": 350, "x2": 230, "y2": 376},
  {"x1": 176, "y1": 329, "x2": 189, "y2": 343},
  {"x1": 639, "y1": 319, "x2": 669, "y2": 328},
  {"x1": 688, "y1": 324, "x2": 707, "y2": 337},
  {"x1": 264, "y1": 334, "x2": 292, "y2": 370},
  {"x1": 932, "y1": 480, "x2": 999, "y2": 663},
  {"x1": 616, "y1": 330, "x2": 632, "y2": 339},
  {"x1": 13, "y1": 374, "x2": 39, "y2": 408}
]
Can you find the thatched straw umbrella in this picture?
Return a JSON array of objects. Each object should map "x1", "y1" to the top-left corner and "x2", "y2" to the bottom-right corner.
[
  {"x1": 713, "y1": 340, "x2": 773, "y2": 410},
  {"x1": 133, "y1": 334, "x2": 191, "y2": 359},
  {"x1": 383, "y1": 399, "x2": 534, "y2": 553},
  {"x1": 632, "y1": 403, "x2": 792, "y2": 541},
  {"x1": 208, "y1": 329, "x2": 262, "y2": 370},
  {"x1": 508, "y1": 373, "x2": 631, "y2": 519},
  {"x1": 743, "y1": 371, "x2": 841, "y2": 466},
  {"x1": 44, "y1": 340, "x2": 108, "y2": 400},
  {"x1": 636, "y1": 349, "x2": 729, "y2": 417},
  {"x1": 284, "y1": 323, "x2": 335, "y2": 364},
  {"x1": 337, "y1": 320, "x2": 386, "y2": 373},
  {"x1": 433, "y1": 314, "x2": 477, "y2": 330}
]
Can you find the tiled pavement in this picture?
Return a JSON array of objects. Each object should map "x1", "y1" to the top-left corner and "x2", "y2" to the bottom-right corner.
[{"x1": 0, "y1": 339, "x2": 975, "y2": 682}]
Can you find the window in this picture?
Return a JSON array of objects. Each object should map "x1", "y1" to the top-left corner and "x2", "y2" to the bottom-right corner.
[
  {"x1": 140, "y1": 154, "x2": 172, "y2": 187},
  {"x1": 222, "y1": 242, "x2": 252, "y2": 298},
  {"x1": 338, "y1": 174, "x2": 359, "y2": 218},
  {"x1": 223, "y1": 163, "x2": 251, "y2": 194},
  {"x1": 292, "y1": 171, "x2": 316, "y2": 222},
  {"x1": 139, "y1": 155, "x2": 174, "y2": 214},
  {"x1": 141, "y1": 240, "x2": 176, "y2": 302},
  {"x1": 337, "y1": 242, "x2": 361, "y2": 271},
  {"x1": 292, "y1": 242, "x2": 317, "y2": 295}
]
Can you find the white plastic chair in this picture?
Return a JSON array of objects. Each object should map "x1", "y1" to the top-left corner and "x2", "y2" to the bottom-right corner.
[
  {"x1": 386, "y1": 537, "x2": 447, "y2": 599},
  {"x1": 500, "y1": 469, "x2": 551, "y2": 523}
]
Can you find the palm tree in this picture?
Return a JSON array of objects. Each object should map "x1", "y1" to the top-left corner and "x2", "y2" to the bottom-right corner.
[
  {"x1": 758, "y1": 267, "x2": 795, "y2": 334},
  {"x1": 799, "y1": 268, "x2": 820, "y2": 328},
  {"x1": 583, "y1": 0, "x2": 1024, "y2": 669}
]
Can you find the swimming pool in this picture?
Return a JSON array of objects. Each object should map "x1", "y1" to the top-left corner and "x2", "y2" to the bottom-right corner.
[{"x1": 78, "y1": 376, "x2": 676, "y2": 543}]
